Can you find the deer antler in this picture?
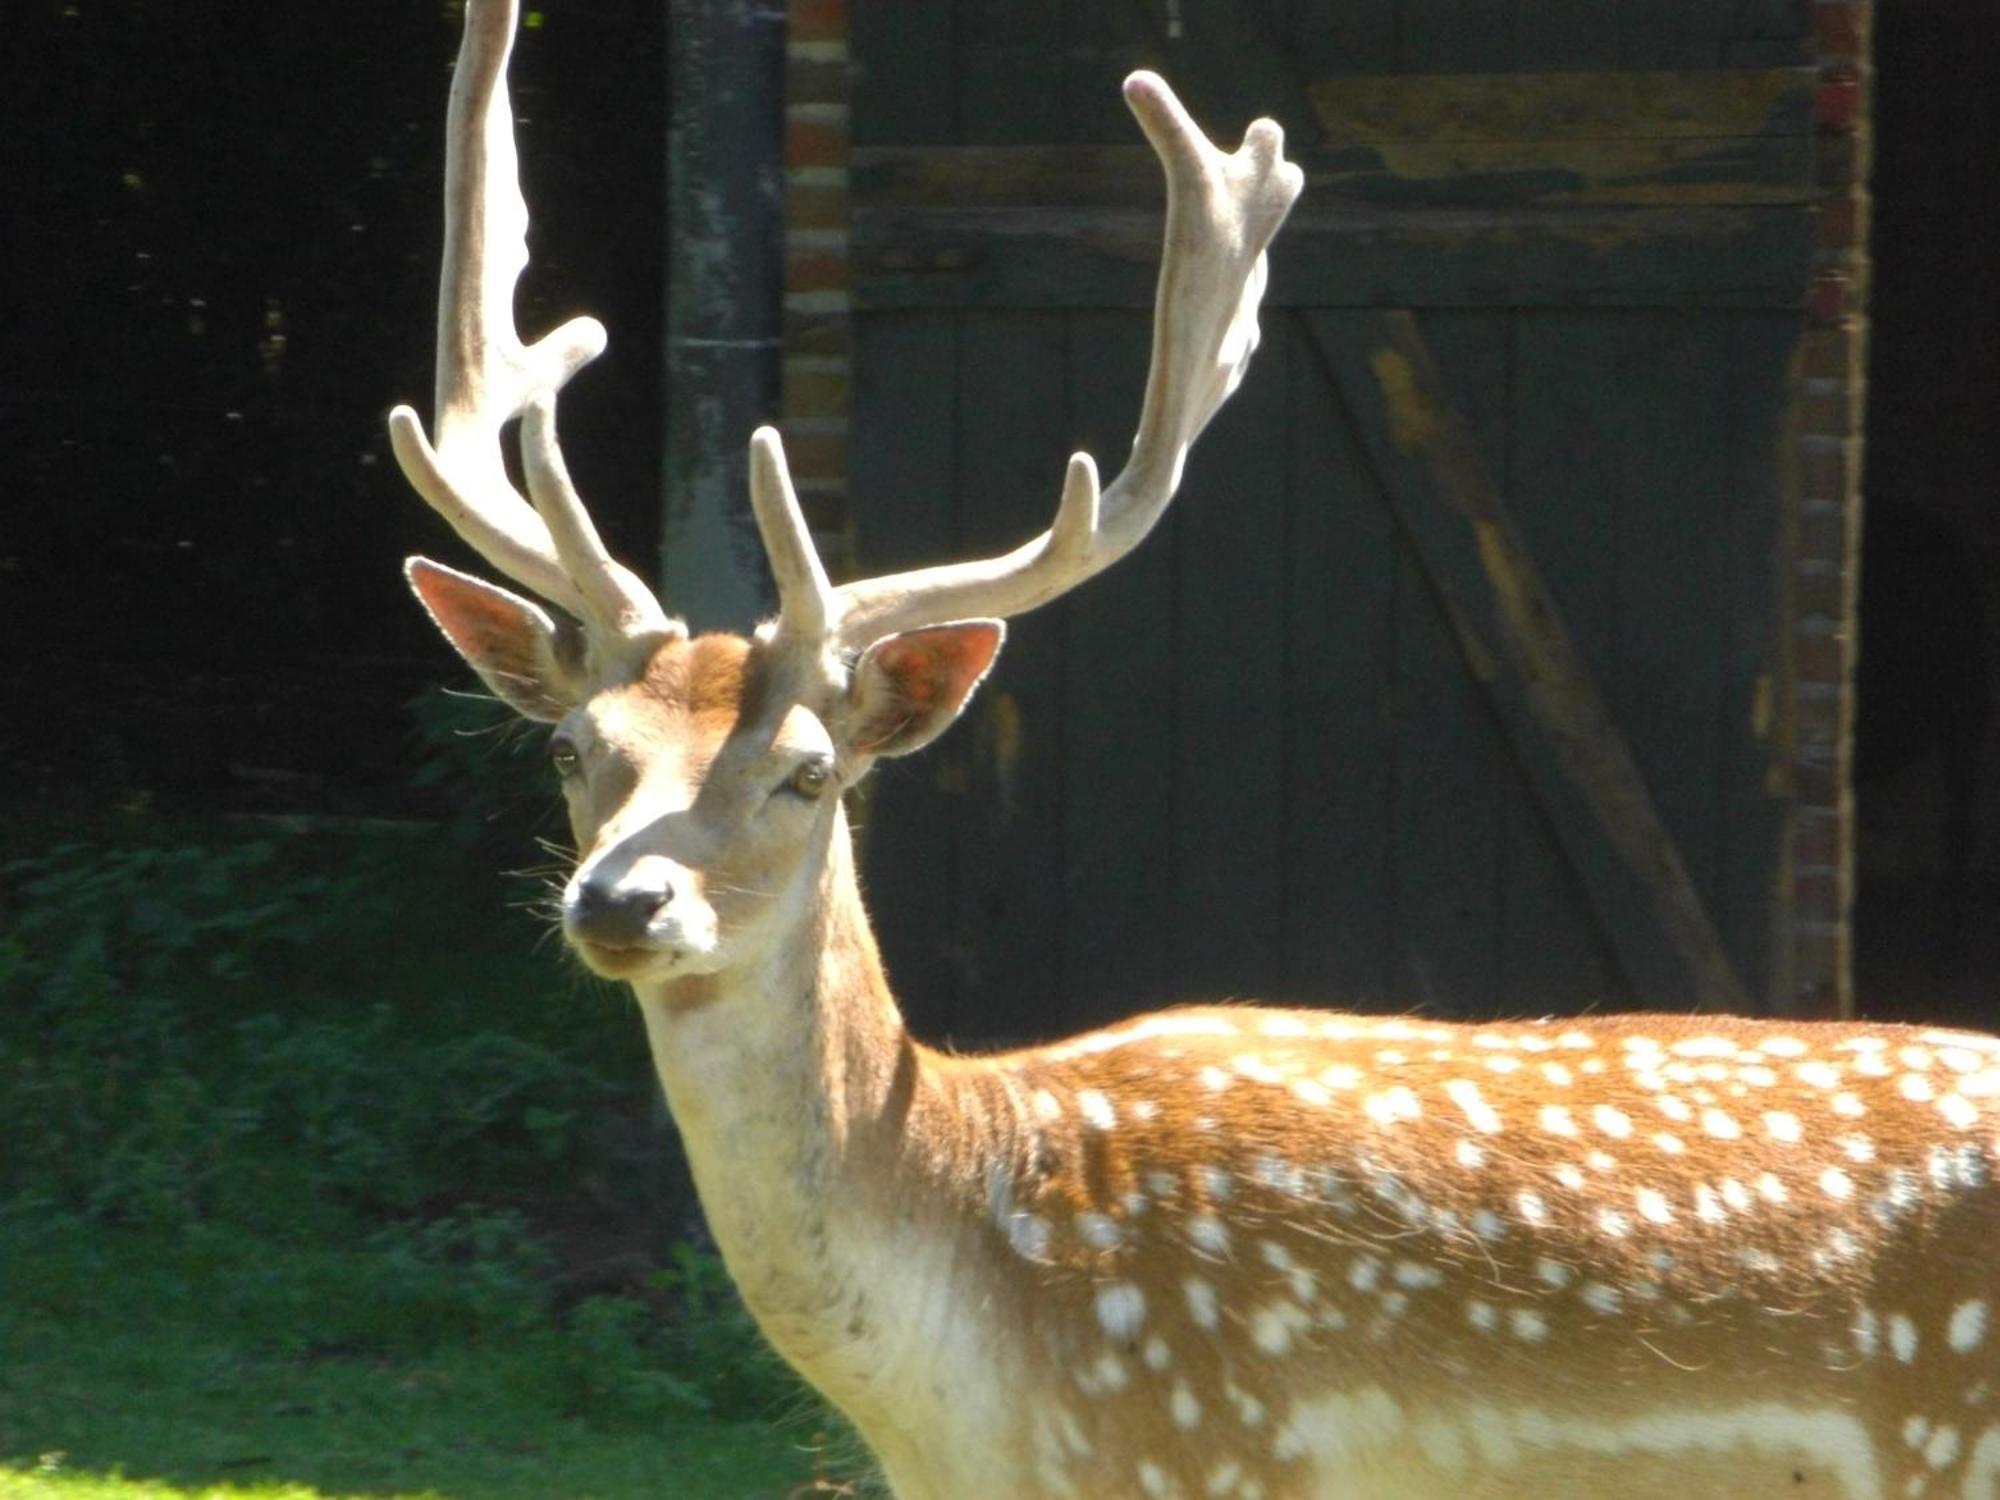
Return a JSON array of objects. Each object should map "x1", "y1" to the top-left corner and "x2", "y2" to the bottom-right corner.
[
  {"x1": 387, "y1": 0, "x2": 670, "y2": 642},
  {"x1": 753, "y1": 71, "x2": 1302, "y2": 653}
]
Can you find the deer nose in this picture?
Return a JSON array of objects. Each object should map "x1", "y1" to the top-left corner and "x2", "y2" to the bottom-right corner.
[{"x1": 565, "y1": 871, "x2": 671, "y2": 948}]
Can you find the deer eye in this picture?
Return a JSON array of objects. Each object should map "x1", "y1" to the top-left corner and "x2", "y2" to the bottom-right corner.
[
  {"x1": 785, "y1": 760, "x2": 831, "y2": 800},
  {"x1": 550, "y1": 738, "x2": 582, "y2": 780}
]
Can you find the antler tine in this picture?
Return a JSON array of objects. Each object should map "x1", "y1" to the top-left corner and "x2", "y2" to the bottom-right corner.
[
  {"x1": 824, "y1": 71, "x2": 1302, "y2": 650},
  {"x1": 747, "y1": 427, "x2": 835, "y2": 644},
  {"x1": 386, "y1": 0, "x2": 668, "y2": 640}
]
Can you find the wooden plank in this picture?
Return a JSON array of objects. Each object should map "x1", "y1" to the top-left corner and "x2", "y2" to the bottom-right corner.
[
  {"x1": 1168, "y1": 0, "x2": 1326, "y2": 148},
  {"x1": 1499, "y1": 311, "x2": 1631, "y2": 1007},
  {"x1": 854, "y1": 203, "x2": 1817, "y2": 312},
  {"x1": 1305, "y1": 308, "x2": 1756, "y2": 1011},
  {"x1": 1059, "y1": 309, "x2": 1182, "y2": 1025},
  {"x1": 1714, "y1": 309, "x2": 1802, "y2": 1009},
  {"x1": 1169, "y1": 306, "x2": 1293, "y2": 1001},
  {"x1": 853, "y1": 134, "x2": 1815, "y2": 209},
  {"x1": 846, "y1": 314, "x2": 966, "y2": 1036},
  {"x1": 957, "y1": 0, "x2": 1072, "y2": 146},
  {"x1": 850, "y1": 3, "x2": 955, "y2": 146},
  {"x1": 1307, "y1": 68, "x2": 1813, "y2": 142},
  {"x1": 1384, "y1": 311, "x2": 1509, "y2": 1012},
  {"x1": 1280, "y1": 313, "x2": 1399, "y2": 1004},
  {"x1": 1394, "y1": 0, "x2": 1519, "y2": 74},
  {"x1": 1285, "y1": 0, "x2": 1399, "y2": 80},
  {"x1": 950, "y1": 312, "x2": 1072, "y2": 1034}
]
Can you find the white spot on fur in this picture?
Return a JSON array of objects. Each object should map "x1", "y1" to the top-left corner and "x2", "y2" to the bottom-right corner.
[
  {"x1": 1184, "y1": 1277, "x2": 1219, "y2": 1330},
  {"x1": 1581, "y1": 1282, "x2": 1623, "y2": 1316},
  {"x1": 1187, "y1": 1213, "x2": 1229, "y2": 1256},
  {"x1": 1365, "y1": 1086, "x2": 1422, "y2": 1126},
  {"x1": 1007, "y1": 1213, "x2": 1053, "y2": 1260},
  {"x1": 1078, "y1": 1212, "x2": 1123, "y2": 1250},
  {"x1": 1539, "y1": 1104, "x2": 1579, "y2": 1137},
  {"x1": 1272, "y1": 1385, "x2": 1406, "y2": 1466},
  {"x1": 1077, "y1": 1090, "x2": 1116, "y2": 1130},
  {"x1": 1701, "y1": 1107, "x2": 1742, "y2": 1139},
  {"x1": 1762, "y1": 1110, "x2": 1804, "y2": 1143},
  {"x1": 1454, "y1": 1137, "x2": 1487, "y2": 1169},
  {"x1": 1095, "y1": 1282, "x2": 1145, "y2": 1340},
  {"x1": 1953, "y1": 1299, "x2": 1992, "y2": 1354},
  {"x1": 1171, "y1": 1380, "x2": 1202, "y2": 1429},
  {"x1": 1445, "y1": 1078, "x2": 1503, "y2": 1134},
  {"x1": 1515, "y1": 1190, "x2": 1550, "y2": 1225},
  {"x1": 1592, "y1": 1104, "x2": 1634, "y2": 1138},
  {"x1": 1635, "y1": 1187, "x2": 1674, "y2": 1224},
  {"x1": 1820, "y1": 1166, "x2": 1855, "y2": 1201},
  {"x1": 1891, "y1": 1313, "x2": 1920, "y2": 1363}
]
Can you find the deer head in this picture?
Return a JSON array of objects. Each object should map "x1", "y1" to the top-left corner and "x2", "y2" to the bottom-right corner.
[{"x1": 390, "y1": 0, "x2": 1300, "y2": 990}]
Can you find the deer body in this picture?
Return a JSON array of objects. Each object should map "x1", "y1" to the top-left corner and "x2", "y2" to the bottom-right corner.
[{"x1": 386, "y1": 6, "x2": 2000, "y2": 1495}]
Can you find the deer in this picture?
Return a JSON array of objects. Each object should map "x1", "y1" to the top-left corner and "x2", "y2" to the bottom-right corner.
[{"x1": 386, "y1": 3, "x2": 2000, "y2": 1497}]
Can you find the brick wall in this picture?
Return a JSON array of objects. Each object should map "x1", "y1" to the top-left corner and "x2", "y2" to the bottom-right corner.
[
  {"x1": 780, "y1": 0, "x2": 854, "y2": 579},
  {"x1": 1786, "y1": 0, "x2": 1873, "y2": 1016}
]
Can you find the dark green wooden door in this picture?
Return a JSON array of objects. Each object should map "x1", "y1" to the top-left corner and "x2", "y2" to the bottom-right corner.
[{"x1": 846, "y1": 1, "x2": 1816, "y2": 1041}]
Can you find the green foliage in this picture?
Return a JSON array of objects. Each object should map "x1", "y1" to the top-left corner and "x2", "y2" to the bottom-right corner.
[
  {"x1": 405, "y1": 686, "x2": 561, "y2": 850},
  {"x1": 0, "y1": 820, "x2": 828, "y2": 1488},
  {"x1": 651, "y1": 1241, "x2": 804, "y2": 1421},
  {"x1": 0, "y1": 835, "x2": 612, "y2": 1232}
]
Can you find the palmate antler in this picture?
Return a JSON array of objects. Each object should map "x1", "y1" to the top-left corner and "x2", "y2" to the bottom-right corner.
[
  {"x1": 752, "y1": 73, "x2": 1304, "y2": 654},
  {"x1": 393, "y1": 0, "x2": 1300, "y2": 666},
  {"x1": 387, "y1": 0, "x2": 669, "y2": 645}
]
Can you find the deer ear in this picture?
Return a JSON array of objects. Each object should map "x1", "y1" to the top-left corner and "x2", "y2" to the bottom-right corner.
[
  {"x1": 843, "y1": 621, "x2": 1005, "y2": 758},
  {"x1": 405, "y1": 556, "x2": 587, "y2": 723}
]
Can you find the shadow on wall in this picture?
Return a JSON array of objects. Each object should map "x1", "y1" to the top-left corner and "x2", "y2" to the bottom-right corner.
[{"x1": 1852, "y1": 496, "x2": 1995, "y2": 1027}]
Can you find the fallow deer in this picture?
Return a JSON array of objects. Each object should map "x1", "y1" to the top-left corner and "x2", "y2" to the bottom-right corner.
[{"x1": 389, "y1": 3, "x2": 2000, "y2": 1496}]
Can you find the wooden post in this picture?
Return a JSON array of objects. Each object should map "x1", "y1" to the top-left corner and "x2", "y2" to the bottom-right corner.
[{"x1": 663, "y1": 0, "x2": 785, "y2": 630}]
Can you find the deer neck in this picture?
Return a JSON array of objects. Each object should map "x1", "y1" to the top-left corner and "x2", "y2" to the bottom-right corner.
[{"x1": 628, "y1": 802, "x2": 962, "y2": 1392}]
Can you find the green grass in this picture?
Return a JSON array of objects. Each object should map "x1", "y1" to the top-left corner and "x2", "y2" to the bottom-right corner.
[
  {"x1": 0, "y1": 802, "x2": 866, "y2": 1500},
  {"x1": 0, "y1": 1228, "x2": 832, "y2": 1500}
]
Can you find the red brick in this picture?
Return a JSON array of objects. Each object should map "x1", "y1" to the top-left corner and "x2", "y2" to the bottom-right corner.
[
  {"x1": 1794, "y1": 631, "x2": 1844, "y2": 685},
  {"x1": 783, "y1": 428, "x2": 848, "y2": 478},
  {"x1": 1815, "y1": 2, "x2": 1862, "y2": 62},
  {"x1": 1818, "y1": 192, "x2": 1867, "y2": 251},
  {"x1": 1797, "y1": 502, "x2": 1853, "y2": 564},
  {"x1": 789, "y1": 0, "x2": 847, "y2": 44},
  {"x1": 786, "y1": 182, "x2": 851, "y2": 232},
  {"x1": 799, "y1": 489, "x2": 847, "y2": 533},
  {"x1": 1815, "y1": 72, "x2": 1862, "y2": 132},
  {"x1": 786, "y1": 250, "x2": 849, "y2": 295},
  {"x1": 1794, "y1": 810, "x2": 1843, "y2": 868},
  {"x1": 1808, "y1": 270, "x2": 1852, "y2": 325},
  {"x1": 786, "y1": 57, "x2": 851, "y2": 102},
  {"x1": 787, "y1": 119, "x2": 849, "y2": 170},
  {"x1": 1795, "y1": 441, "x2": 1856, "y2": 502},
  {"x1": 784, "y1": 309, "x2": 853, "y2": 357},
  {"x1": 1795, "y1": 688, "x2": 1842, "y2": 744},
  {"x1": 1799, "y1": 325, "x2": 1861, "y2": 382},
  {"x1": 783, "y1": 370, "x2": 850, "y2": 418},
  {"x1": 1793, "y1": 565, "x2": 1846, "y2": 618}
]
